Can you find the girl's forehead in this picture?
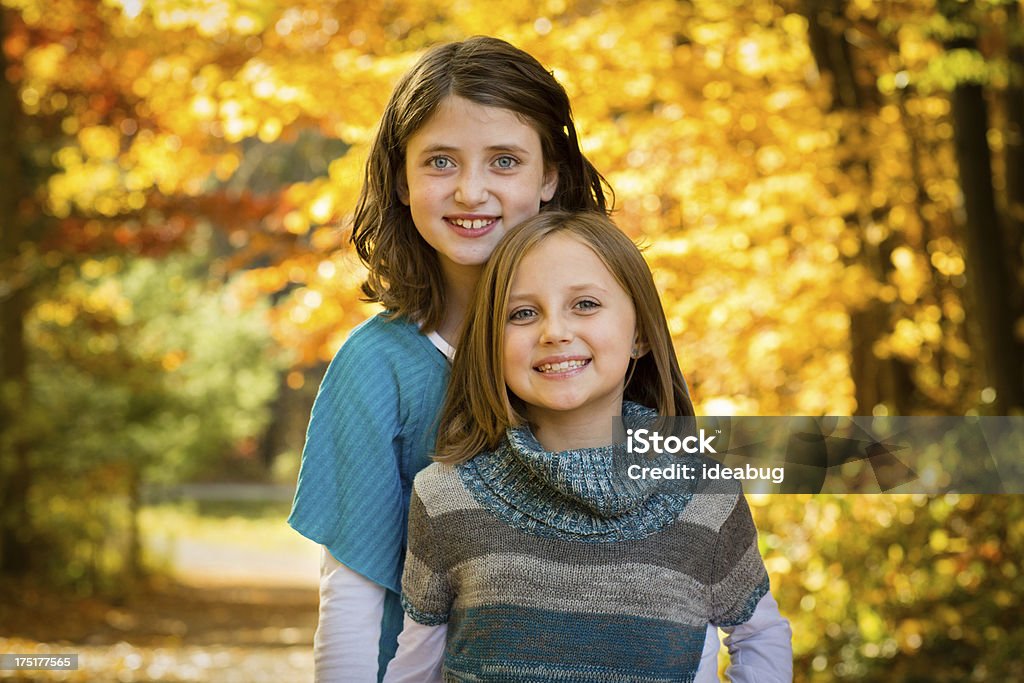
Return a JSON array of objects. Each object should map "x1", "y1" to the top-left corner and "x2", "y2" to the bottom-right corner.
[
  {"x1": 513, "y1": 233, "x2": 621, "y2": 288},
  {"x1": 409, "y1": 95, "x2": 543, "y2": 145}
]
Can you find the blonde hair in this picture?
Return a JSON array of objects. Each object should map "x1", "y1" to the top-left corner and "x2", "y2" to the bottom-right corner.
[{"x1": 435, "y1": 211, "x2": 693, "y2": 464}]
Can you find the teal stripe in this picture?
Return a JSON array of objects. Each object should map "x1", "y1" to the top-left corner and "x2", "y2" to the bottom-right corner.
[{"x1": 445, "y1": 604, "x2": 705, "y2": 682}]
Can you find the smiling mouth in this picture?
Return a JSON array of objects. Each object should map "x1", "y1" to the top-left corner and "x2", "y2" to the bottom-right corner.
[
  {"x1": 447, "y1": 217, "x2": 498, "y2": 230},
  {"x1": 535, "y1": 359, "x2": 590, "y2": 374}
]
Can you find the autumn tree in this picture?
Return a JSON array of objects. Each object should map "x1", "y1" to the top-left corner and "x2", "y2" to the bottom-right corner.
[
  {"x1": 938, "y1": 0, "x2": 1024, "y2": 412},
  {"x1": 1, "y1": 12, "x2": 1021, "y2": 680}
]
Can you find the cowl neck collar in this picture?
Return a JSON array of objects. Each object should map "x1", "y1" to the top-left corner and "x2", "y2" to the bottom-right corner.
[{"x1": 457, "y1": 402, "x2": 695, "y2": 542}]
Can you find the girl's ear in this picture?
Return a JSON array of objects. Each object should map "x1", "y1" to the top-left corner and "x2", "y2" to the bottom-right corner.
[
  {"x1": 631, "y1": 334, "x2": 650, "y2": 359},
  {"x1": 541, "y1": 167, "x2": 558, "y2": 203},
  {"x1": 397, "y1": 174, "x2": 410, "y2": 205}
]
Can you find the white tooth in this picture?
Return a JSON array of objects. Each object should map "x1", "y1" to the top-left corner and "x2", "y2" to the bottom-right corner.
[
  {"x1": 538, "y1": 361, "x2": 582, "y2": 373},
  {"x1": 536, "y1": 360, "x2": 590, "y2": 373},
  {"x1": 452, "y1": 218, "x2": 492, "y2": 229}
]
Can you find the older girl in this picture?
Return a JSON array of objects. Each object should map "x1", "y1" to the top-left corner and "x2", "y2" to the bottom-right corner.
[{"x1": 288, "y1": 36, "x2": 609, "y2": 681}]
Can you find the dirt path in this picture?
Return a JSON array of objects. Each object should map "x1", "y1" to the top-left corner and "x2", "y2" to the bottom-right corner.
[
  {"x1": 2, "y1": 580, "x2": 317, "y2": 682},
  {"x1": 2, "y1": 580, "x2": 319, "y2": 682},
  {"x1": 1, "y1": 526, "x2": 322, "y2": 681}
]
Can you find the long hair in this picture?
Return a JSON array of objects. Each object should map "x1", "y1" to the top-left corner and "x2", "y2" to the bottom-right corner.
[
  {"x1": 351, "y1": 36, "x2": 612, "y2": 331},
  {"x1": 435, "y1": 211, "x2": 692, "y2": 464}
]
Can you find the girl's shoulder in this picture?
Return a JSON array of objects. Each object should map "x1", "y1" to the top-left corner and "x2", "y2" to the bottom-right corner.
[
  {"x1": 681, "y1": 484, "x2": 746, "y2": 530},
  {"x1": 344, "y1": 312, "x2": 421, "y2": 349},
  {"x1": 314, "y1": 313, "x2": 447, "y2": 406},
  {"x1": 412, "y1": 462, "x2": 485, "y2": 516},
  {"x1": 330, "y1": 313, "x2": 445, "y2": 369}
]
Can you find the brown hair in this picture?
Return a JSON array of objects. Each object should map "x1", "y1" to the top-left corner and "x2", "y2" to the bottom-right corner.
[
  {"x1": 351, "y1": 36, "x2": 611, "y2": 331},
  {"x1": 435, "y1": 211, "x2": 693, "y2": 464}
]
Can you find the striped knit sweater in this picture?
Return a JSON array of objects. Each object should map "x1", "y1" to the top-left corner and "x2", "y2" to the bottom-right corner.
[{"x1": 401, "y1": 403, "x2": 770, "y2": 682}]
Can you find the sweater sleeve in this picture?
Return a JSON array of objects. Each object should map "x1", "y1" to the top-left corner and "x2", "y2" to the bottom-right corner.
[
  {"x1": 400, "y1": 482, "x2": 454, "y2": 625},
  {"x1": 709, "y1": 494, "x2": 771, "y2": 628},
  {"x1": 288, "y1": 318, "x2": 406, "y2": 594}
]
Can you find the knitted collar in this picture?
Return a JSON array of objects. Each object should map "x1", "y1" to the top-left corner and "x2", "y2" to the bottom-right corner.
[{"x1": 457, "y1": 402, "x2": 695, "y2": 543}]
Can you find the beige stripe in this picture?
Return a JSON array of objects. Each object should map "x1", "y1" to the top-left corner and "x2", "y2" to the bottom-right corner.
[
  {"x1": 402, "y1": 551, "x2": 452, "y2": 616},
  {"x1": 678, "y1": 490, "x2": 740, "y2": 531},
  {"x1": 414, "y1": 465, "x2": 485, "y2": 515},
  {"x1": 450, "y1": 553, "x2": 711, "y2": 626},
  {"x1": 711, "y1": 541, "x2": 768, "y2": 623}
]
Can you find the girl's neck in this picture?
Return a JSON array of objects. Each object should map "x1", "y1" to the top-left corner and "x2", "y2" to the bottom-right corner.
[
  {"x1": 436, "y1": 261, "x2": 482, "y2": 344},
  {"x1": 527, "y1": 398, "x2": 622, "y2": 453}
]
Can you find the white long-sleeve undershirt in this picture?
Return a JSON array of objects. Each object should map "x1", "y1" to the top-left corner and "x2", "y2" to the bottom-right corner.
[
  {"x1": 314, "y1": 548, "x2": 385, "y2": 683},
  {"x1": 382, "y1": 589, "x2": 792, "y2": 683},
  {"x1": 317, "y1": 328, "x2": 793, "y2": 682}
]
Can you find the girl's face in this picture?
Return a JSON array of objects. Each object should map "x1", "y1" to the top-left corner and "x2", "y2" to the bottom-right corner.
[
  {"x1": 502, "y1": 233, "x2": 638, "y2": 431},
  {"x1": 401, "y1": 96, "x2": 558, "y2": 285}
]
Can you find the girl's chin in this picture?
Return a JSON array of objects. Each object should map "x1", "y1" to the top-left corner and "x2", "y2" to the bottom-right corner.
[{"x1": 527, "y1": 400, "x2": 611, "y2": 419}]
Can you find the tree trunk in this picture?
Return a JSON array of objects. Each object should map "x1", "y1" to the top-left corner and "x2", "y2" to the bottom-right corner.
[
  {"x1": 0, "y1": 8, "x2": 35, "y2": 576},
  {"x1": 124, "y1": 464, "x2": 142, "y2": 593},
  {"x1": 802, "y1": 0, "x2": 914, "y2": 414},
  {"x1": 1003, "y1": 1, "x2": 1024, "y2": 332},
  {"x1": 948, "y1": 75, "x2": 1024, "y2": 411}
]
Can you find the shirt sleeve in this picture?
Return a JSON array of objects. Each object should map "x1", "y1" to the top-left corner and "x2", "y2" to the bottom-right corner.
[
  {"x1": 709, "y1": 494, "x2": 771, "y2": 628},
  {"x1": 288, "y1": 319, "x2": 406, "y2": 593},
  {"x1": 692, "y1": 624, "x2": 722, "y2": 683},
  {"x1": 400, "y1": 483, "x2": 454, "y2": 625},
  {"x1": 721, "y1": 591, "x2": 794, "y2": 682},
  {"x1": 382, "y1": 614, "x2": 446, "y2": 683},
  {"x1": 314, "y1": 548, "x2": 386, "y2": 683}
]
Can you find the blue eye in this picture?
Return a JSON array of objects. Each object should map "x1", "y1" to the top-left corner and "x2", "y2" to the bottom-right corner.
[
  {"x1": 508, "y1": 308, "x2": 536, "y2": 322},
  {"x1": 494, "y1": 155, "x2": 519, "y2": 169},
  {"x1": 428, "y1": 156, "x2": 453, "y2": 170},
  {"x1": 575, "y1": 299, "x2": 600, "y2": 311}
]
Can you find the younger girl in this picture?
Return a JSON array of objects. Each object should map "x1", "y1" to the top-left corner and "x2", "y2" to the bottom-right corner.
[
  {"x1": 387, "y1": 211, "x2": 792, "y2": 682},
  {"x1": 288, "y1": 37, "x2": 610, "y2": 681}
]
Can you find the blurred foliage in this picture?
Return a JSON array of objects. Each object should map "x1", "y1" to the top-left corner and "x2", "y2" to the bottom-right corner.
[
  {"x1": 3, "y1": 0, "x2": 1020, "y2": 411},
  {"x1": 14, "y1": 243, "x2": 280, "y2": 592},
  {"x1": 1, "y1": 0, "x2": 1023, "y2": 678},
  {"x1": 28, "y1": 243, "x2": 278, "y2": 482},
  {"x1": 751, "y1": 494, "x2": 1024, "y2": 681}
]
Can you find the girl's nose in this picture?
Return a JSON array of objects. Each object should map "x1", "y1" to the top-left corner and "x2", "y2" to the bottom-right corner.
[
  {"x1": 539, "y1": 314, "x2": 573, "y2": 344},
  {"x1": 454, "y1": 169, "x2": 488, "y2": 206}
]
